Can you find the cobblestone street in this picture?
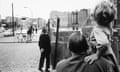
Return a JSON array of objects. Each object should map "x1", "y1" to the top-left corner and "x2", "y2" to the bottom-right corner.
[
  {"x1": 0, "y1": 30, "x2": 43, "y2": 72},
  {"x1": 0, "y1": 42, "x2": 41, "y2": 72}
]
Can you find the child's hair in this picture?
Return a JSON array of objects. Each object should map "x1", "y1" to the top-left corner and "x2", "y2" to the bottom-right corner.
[
  {"x1": 93, "y1": 1, "x2": 116, "y2": 27},
  {"x1": 68, "y1": 32, "x2": 89, "y2": 55}
]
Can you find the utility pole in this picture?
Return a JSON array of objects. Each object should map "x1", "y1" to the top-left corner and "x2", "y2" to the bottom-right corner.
[
  {"x1": 76, "y1": 11, "x2": 78, "y2": 25},
  {"x1": 12, "y1": 2, "x2": 15, "y2": 36},
  {"x1": 72, "y1": 11, "x2": 75, "y2": 30},
  {"x1": 76, "y1": 11, "x2": 78, "y2": 30},
  {"x1": 37, "y1": 18, "x2": 39, "y2": 29},
  {"x1": 47, "y1": 19, "x2": 50, "y2": 36},
  {"x1": 53, "y1": 17, "x2": 60, "y2": 69}
]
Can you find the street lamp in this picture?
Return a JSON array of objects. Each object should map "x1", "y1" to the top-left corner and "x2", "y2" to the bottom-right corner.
[
  {"x1": 12, "y1": 2, "x2": 15, "y2": 36},
  {"x1": 24, "y1": 7, "x2": 33, "y2": 18},
  {"x1": 24, "y1": 6, "x2": 34, "y2": 27}
]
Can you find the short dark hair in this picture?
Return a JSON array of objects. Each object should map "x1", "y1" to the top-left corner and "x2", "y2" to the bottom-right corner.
[
  {"x1": 68, "y1": 32, "x2": 89, "y2": 55},
  {"x1": 94, "y1": 1, "x2": 116, "y2": 27},
  {"x1": 42, "y1": 27, "x2": 47, "y2": 33}
]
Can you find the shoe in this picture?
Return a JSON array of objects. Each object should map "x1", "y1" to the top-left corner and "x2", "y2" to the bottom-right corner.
[
  {"x1": 45, "y1": 69, "x2": 50, "y2": 72},
  {"x1": 39, "y1": 68, "x2": 43, "y2": 72}
]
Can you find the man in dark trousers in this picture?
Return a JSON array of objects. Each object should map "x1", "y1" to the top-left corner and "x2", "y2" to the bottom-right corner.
[{"x1": 38, "y1": 27, "x2": 51, "y2": 72}]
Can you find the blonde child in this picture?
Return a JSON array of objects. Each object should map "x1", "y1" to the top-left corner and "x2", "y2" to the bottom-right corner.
[{"x1": 84, "y1": 1, "x2": 119, "y2": 72}]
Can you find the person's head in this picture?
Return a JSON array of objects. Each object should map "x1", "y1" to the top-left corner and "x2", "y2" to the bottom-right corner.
[
  {"x1": 42, "y1": 27, "x2": 48, "y2": 34},
  {"x1": 68, "y1": 32, "x2": 89, "y2": 55},
  {"x1": 93, "y1": 1, "x2": 116, "y2": 27}
]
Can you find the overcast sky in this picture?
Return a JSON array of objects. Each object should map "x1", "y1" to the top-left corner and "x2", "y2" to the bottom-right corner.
[{"x1": 0, "y1": 0, "x2": 106, "y2": 20}]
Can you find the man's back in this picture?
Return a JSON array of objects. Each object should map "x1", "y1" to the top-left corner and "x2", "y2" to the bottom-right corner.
[
  {"x1": 39, "y1": 34, "x2": 51, "y2": 51},
  {"x1": 56, "y1": 31, "x2": 115, "y2": 72},
  {"x1": 56, "y1": 56, "x2": 114, "y2": 72}
]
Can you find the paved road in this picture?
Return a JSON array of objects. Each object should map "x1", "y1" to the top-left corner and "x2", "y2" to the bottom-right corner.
[
  {"x1": 0, "y1": 29, "x2": 56, "y2": 72},
  {"x1": 0, "y1": 30, "x2": 42, "y2": 72},
  {"x1": 0, "y1": 43, "x2": 40, "y2": 72}
]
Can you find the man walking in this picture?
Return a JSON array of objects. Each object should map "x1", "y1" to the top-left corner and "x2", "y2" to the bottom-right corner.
[
  {"x1": 38, "y1": 27, "x2": 51, "y2": 72},
  {"x1": 27, "y1": 25, "x2": 34, "y2": 41}
]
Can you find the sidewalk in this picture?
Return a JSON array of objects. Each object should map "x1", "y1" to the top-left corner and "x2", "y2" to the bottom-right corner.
[{"x1": 0, "y1": 30, "x2": 41, "y2": 43}]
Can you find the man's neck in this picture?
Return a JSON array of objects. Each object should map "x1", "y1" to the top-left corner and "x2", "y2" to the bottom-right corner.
[{"x1": 71, "y1": 52, "x2": 87, "y2": 57}]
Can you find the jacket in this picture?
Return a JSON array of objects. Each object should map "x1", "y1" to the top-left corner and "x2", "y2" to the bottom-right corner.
[
  {"x1": 56, "y1": 55, "x2": 114, "y2": 72},
  {"x1": 39, "y1": 33, "x2": 51, "y2": 51}
]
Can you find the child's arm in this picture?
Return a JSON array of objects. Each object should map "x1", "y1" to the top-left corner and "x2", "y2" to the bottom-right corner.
[
  {"x1": 84, "y1": 46, "x2": 107, "y2": 64},
  {"x1": 85, "y1": 29, "x2": 108, "y2": 64}
]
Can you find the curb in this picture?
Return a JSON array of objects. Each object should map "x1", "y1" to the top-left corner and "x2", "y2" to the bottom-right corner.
[{"x1": 0, "y1": 41, "x2": 39, "y2": 43}]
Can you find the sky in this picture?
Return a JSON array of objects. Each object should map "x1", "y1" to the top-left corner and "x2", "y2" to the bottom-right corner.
[{"x1": 0, "y1": 0, "x2": 106, "y2": 20}]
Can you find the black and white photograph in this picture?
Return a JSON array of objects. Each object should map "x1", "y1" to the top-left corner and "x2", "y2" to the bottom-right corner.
[{"x1": 0, "y1": 0, "x2": 120, "y2": 72}]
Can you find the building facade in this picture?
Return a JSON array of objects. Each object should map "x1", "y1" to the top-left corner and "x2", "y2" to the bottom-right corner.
[
  {"x1": 68, "y1": 9, "x2": 90, "y2": 27},
  {"x1": 50, "y1": 11, "x2": 69, "y2": 27},
  {"x1": 50, "y1": 9, "x2": 90, "y2": 28}
]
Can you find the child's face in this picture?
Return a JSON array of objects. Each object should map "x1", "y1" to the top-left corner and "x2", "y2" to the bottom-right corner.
[{"x1": 94, "y1": 1, "x2": 115, "y2": 26}]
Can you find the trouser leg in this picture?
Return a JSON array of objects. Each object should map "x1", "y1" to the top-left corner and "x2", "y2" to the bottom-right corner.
[
  {"x1": 39, "y1": 52, "x2": 45, "y2": 70},
  {"x1": 45, "y1": 53, "x2": 50, "y2": 70}
]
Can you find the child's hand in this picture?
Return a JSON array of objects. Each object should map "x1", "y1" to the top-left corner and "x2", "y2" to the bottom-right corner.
[{"x1": 84, "y1": 54, "x2": 98, "y2": 64}]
